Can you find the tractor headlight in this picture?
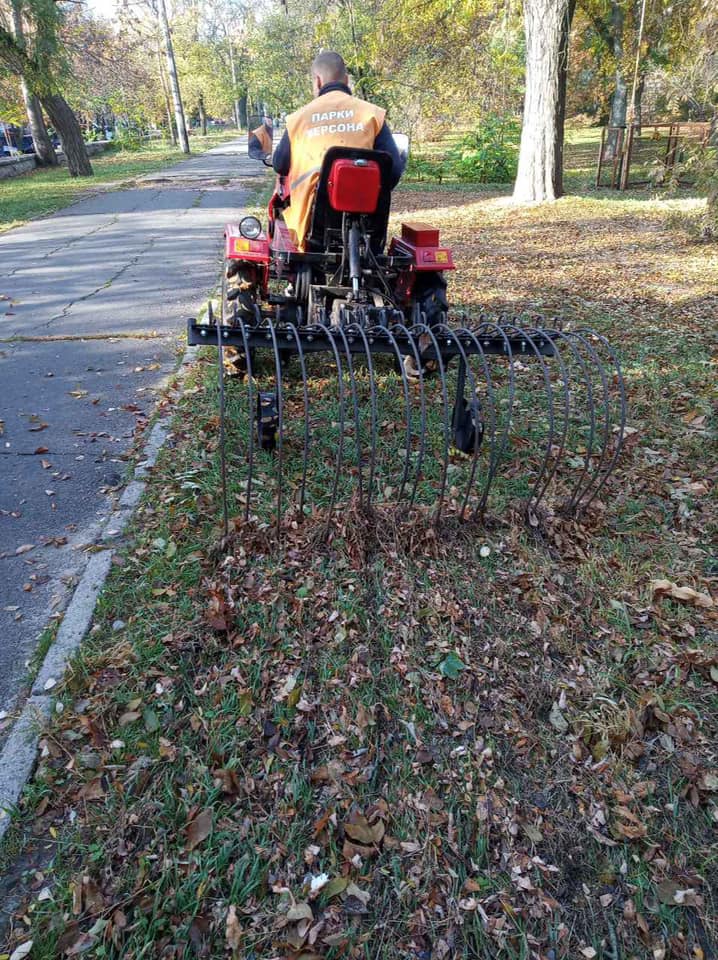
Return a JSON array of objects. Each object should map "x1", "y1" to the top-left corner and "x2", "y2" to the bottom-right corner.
[{"x1": 239, "y1": 216, "x2": 262, "y2": 240}]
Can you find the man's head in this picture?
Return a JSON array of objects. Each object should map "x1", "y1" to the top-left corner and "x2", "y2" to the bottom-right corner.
[{"x1": 311, "y1": 51, "x2": 349, "y2": 97}]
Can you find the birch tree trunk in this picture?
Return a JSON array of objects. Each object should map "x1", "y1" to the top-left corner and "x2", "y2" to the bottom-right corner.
[
  {"x1": 552, "y1": 0, "x2": 576, "y2": 198},
  {"x1": 228, "y1": 37, "x2": 241, "y2": 130},
  {"x1": 513, "y1": 0, "x2": 569, "y2": 203},
  {"x1": 606, "y1": 1, "x2": 627, "y2": 157},
  {"x1": 157, "y1": 42, "x2": 177, "y2": 145},
  {"x1": 157, "y1": 0, "x2": 189, "y2": 154}
]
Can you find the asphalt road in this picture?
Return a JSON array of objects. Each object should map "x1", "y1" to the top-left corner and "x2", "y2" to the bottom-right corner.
[{"x1": 0, "y1": 137, "x2": 266, "y2": 724}]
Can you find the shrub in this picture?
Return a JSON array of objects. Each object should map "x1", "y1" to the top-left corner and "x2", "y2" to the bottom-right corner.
[
  {"x1": 404, "y1": 154, "x2": 445, "y2": 182},
  {"x1": 449, "y1": 115, "x2": 520, "y2": 183},
  {"x1": 113, "y1": 125, "x2": 144, "y2": 151}
]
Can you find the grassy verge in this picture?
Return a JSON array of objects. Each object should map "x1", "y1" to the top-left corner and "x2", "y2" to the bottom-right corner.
[
  {"x1": 1, "y1": 176, "x2": 717, "y2": 960},
  {"x1": 0, "y1": 130, "x2": 239, "y2": 234}
]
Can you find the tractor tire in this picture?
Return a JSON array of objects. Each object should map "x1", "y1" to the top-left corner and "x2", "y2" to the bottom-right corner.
[
  {"x1": 411, "y1": 272, "x2": 449, "y2": 328},
  {"x1": 222, "y1": 260, "x2": 256, "y2": 378}
]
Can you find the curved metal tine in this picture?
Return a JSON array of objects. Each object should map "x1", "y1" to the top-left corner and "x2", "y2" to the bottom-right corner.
[
  {"x1": 215, "y1": 309, "x2": 229, "y2": 538},
  {"x1": 263, "y1": 309, "x2": 284, "y2": 540},
  {"x1": 454, "y1": 327, "x2": 498, "y2": 519},
  {"x1": 501, "y1": 322, "x2": 559, "y2": 517},
  {"x1": 287, "y1": 313, "x2": 310, "y2": 517},
  {"x1": 431, "y1": 323, "x2": 482, "y2": 520},
  {"x1": 572, "y1": 328, "x2": 627, "y2": 513},
  {"x1": 547, "y1": 328, "x2": 602, "y2": 513},
  {"x1": 333, "y1": 324, "x2": 365, "y2": 509},
  {"x1": 391, "y1": 322, "x2": 427, "y2": 508},
  {"x1": 411, "y1": 319, "x2": 451, "y2": 524},
  {"x1": 313, "y1": 321, "x2": 346, "y2": 533},
  {"x1": 239, "y1": 316, "x2": 256, "y2": 523},
  {"x1": 471, "y1": 320, "x2": 516, "y2": 520},
  {"x1": 380, "y1": 324, "x2": 413, "y2": 503},
  {"x1": 521, "y1": 325, "x2": 571, "y2": 508},
  {"x1": 345, "y1": 323, "x2": 378, "y2": 507}
]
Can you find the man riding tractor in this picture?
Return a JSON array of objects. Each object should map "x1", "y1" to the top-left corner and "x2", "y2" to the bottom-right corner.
[
  {"x1": 272, "y1": 50, "x2": 404, "y2": 251},
  {"x1": 248, "y1": 117, "x2": 273, "y2": 158}
]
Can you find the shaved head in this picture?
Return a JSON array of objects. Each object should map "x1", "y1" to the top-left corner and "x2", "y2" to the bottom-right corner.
[{"x1": 311, "y1": 51, "x2": 348, "y2": 88}]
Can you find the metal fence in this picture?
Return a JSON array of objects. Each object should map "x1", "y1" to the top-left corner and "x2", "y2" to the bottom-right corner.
[{"x1": 596, "y1": 121, "x2": 712, "y2": 190}]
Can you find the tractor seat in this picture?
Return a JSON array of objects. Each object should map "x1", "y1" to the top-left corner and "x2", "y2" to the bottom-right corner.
[{"x1": 305, "y1": 146, "x2": 394, "y2": 253}]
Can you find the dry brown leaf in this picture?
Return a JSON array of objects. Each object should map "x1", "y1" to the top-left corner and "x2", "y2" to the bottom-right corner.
[
  {"x1": 344, "y1": 813, "x2": 383, "y2": 846},
  {"x1": 650, "y1": 579, "x2": 713, "y2": 609},
  {"x1": 225, "y1": 905, "x2": 242, "y2": 953},
  {"x1": 287, "y1": 903, "x2": 314, "y2": 922},
  {"x1": 185, "y1": 809, "x2": 212, "y2": 851},
  {"x1": 656, "y1": 880, "x2": 698, "y2": 906},
  {"x1": 118, "y1": 711, "x2": 141, "y2": 727}
]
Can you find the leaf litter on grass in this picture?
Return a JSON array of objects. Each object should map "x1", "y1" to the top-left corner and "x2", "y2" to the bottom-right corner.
[{"x1": 2, "y1": 183, "x2": 717, "y2": 960}]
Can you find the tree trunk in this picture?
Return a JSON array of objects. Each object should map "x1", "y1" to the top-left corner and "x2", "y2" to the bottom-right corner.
[
  {"x1": 198, "y1": 93, "x2": 207, "y2": 136},
  {"x1": 41, "y1": 93, "x2": 93, "y2": 176},
  {"x1": 23, "y1": 84, "x2": 57, "y2": 165},
  {"x1": 157, "y1": 0, "x2": 189, "y2": 154},
  {"x1": 513, "y1": 0, "x2": 569, "y2": 203},
  {"x1": 633, "y1": 73, "x2": 645, "y2": 131},
  {"x1": 10, "y1": 0, "x2": 57, "y2": 165},
  {"x1": 228, "y1": 38, "x2": 241, "y2": 129},
  {"x1": 157, "y1": 43, "x2": 177, "y2": 145},
  {"x1": 606, "y1": 0, "x2": 627, "y2": 158},
  {"x1": 239, "y1": 94, "x2": 247, "y2": 130},
  {"x1": 552, "y1": 0, "x2": 576, "y2": 198}
]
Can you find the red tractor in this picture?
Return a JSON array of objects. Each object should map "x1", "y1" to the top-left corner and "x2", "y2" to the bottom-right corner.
[
  {"x1": 218, "y1": 145, "x2": 455, "y2": 334},
  {"x1": 187, "y1": 137, "x2": 625, "y2": 529}
]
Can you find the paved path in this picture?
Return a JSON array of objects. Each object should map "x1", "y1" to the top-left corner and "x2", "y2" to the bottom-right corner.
[{"x1": 0, "y1": 138, "x2": 266, "y2": 725}]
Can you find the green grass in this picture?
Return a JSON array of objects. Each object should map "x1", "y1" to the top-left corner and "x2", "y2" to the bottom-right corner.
[
  {"x1": 0, "y1": 130, "x2": 239, "y2": 234},
  {"x1": 1, "y1": 144, "x2": 717, "y2": 959}
]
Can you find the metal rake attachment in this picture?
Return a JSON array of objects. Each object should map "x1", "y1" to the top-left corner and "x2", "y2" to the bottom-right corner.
[{"x1": 187, "y1": 306, "x2": 626, "y2": 537}]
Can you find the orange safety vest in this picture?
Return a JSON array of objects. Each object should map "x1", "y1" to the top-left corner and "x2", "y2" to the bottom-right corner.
[
  {"x1": 284, "y1": 90, "x2": 386, "y2": 249},
  {"x1": 251, "y1": 124, "x2": 272, "y2": 156}
]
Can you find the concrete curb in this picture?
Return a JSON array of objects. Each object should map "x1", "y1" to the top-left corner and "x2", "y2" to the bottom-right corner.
[{"x1": 0, "y1": 345, "x2": 198, "y2": 842}]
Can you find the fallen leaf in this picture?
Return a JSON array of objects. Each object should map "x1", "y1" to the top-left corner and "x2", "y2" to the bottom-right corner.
[
  {"x1": 656, "y1": 880, "x2": 697, "y2": 906},
  {"x1": 9, "y1": 943, "x2": 33, "y2": 960},
  {"x1": 225, "y1": 905, "x2": 242, "y2": 953},
  {"x1": 549, "y1": 702, "x2": 569, "y2": 733},
  {"x1": 322, "y1": 876, "x2": 348, "y2": 899},
  {"x1": 143, "y1": 708, "x2": 159, "y2": 733},
  {"x1": 438, "y1": 650, "x2": 466, "y2": 678},
  {"x1": 185, "y1": 809, "x2": 212, "y2": 850},
  {"x1": 344, "y1": 813, "x2": 384, "y2": 846},
  {"x1": 287, "y1": 902, "x2": 314, "y2": 922},
  {"x1": 118, "y1": 711, "x2": 141, "y2": 727},
  {"x1": 650, "y1": 579, "x2": 713, "y2": 609}
]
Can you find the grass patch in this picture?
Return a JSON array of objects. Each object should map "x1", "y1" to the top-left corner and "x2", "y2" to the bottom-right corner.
[
  {"x1": 1, "y1": 159, "x2": 717, "y2": 960},
  {"x1": 0, "y1": 131, "x2": 239, "y2": 234}
]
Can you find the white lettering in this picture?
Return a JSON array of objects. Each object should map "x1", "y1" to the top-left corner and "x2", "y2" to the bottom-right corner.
[{"x1": 303, "y1": 115, "x2": 366, "y2": 139}]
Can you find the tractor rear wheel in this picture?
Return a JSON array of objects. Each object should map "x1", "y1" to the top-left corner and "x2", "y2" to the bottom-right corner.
[
  {"x1": 402, "y1": 273, "x2": 449, "y2": 378},
  {"x1": 222, "y1": 261, "x2": 255, "y2": 377},
  {"x1": 411, "y1": 272, "x2": 449, "y2": 327}
]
